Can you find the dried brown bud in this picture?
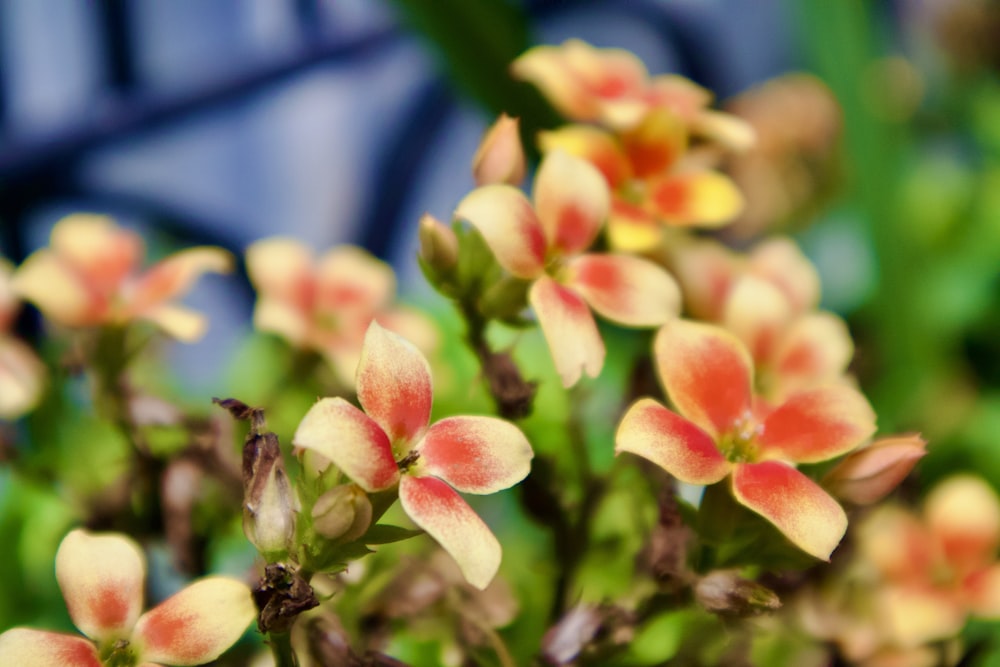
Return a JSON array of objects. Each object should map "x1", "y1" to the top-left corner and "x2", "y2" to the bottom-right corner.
[
  {"x1": 694, "y1": 570, "x2": 781, "y2": 617},
  {"x1": 253, "y1": 563, "x2": 319, "y2": 634}
]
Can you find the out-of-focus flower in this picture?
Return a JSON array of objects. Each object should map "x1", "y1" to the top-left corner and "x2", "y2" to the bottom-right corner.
[
  {"x1": 455, "y1": 150, "x2": 681, "y2": 386},
  {"x1": 722, "y1": 275, "x2": 854, "y2": 400},
  {"x1": 13, "y1": 215, "x2": 231, "y2": 342},
  {"x1": 292, "y1": 321, "x2": 533, "y2": 589},
  {"x1": 0, "y1": 257, "x2": 45, "y2": 418},
  {"x1": 722, "y1": 74, "x2": 842, "y2": 238},
  {"x1": 512, "y1": 39, "x2": 754, "y2": 149},
  {"x1": 616, "y1": 320, "x2": 876, "y2": 560},
  {"x1": 246, "y1": 238, "x2": 436, "y2": 385},
  {"x1": 539, "y1": 113, "x2": 743, "y2": 251},
  {"x1": 0, "y1": 529, "x2": 254, "y2": 666},
  {"x1": 858, "y1": 475, "x2": 1000, "y2": 646},
  {"x1": 823, "y1": 434, "x2": 926, "y2": 505},
  {"x1": 668, "y1": 236, "x2": 820, "y2": 322},
  {"x1": 472, "y1": 114, "x2": 526, "y2": 186}
]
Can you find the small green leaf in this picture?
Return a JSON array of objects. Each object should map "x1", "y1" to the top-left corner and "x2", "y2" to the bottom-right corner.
[{"x1": 362, "y1": 524, "x2": 424, "y2": 545}]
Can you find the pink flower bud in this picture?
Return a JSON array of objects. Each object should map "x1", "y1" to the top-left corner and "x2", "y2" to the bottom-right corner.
[
  {"x1": 472, "y1": 114, "x2": 526, "y2": 186},
  {"x1": 823, "y1": 434, "x2": 926, "y2": 505}
]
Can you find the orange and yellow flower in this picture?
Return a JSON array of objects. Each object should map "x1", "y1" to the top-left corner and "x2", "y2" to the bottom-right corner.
[
  {"x1": 616, "y1": 319, "x2": 876, "y2": 560},
  {"x1": 292, "y1": 321, "x2": 533, "y2": 589},
  {"x1": 455, "y1": 150, "x2": 681, "y2": 386},
  {"x1": 245, "y1": 238, "x2": 435, "y2": 385},
  {"x1": 12, "y1": 214, "x2": 232, "y2": 342},
  {"x1": 0, "y1": 529, "x2": 254, "y2": 666}
]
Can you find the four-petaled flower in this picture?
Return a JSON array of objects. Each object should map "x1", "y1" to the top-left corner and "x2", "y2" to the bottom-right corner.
[
  {"x1": 0, "y1": 529, "x2": 254, "y2": 667},
  {"x1": 616, "y1": 319, "x2": 876, "y2": 560},
  {"x1": 455, "y1": 150, "x2": 681, "y2": 387},
  {"x1": 858, "y1": 475, "x2": 1000, "y2": 646},
  {"x1": 292, "y1": 321, "x2": 534, "y2": 589},
  {"x1": 246, "y1": 237, "x2": 436, "y2": 385},
  {"x1": 13, "y1": 214, "x2": 232, "y2": 342},
  {"x1": 511, "y1": 39, "x2": 754, "y2": 148},
  {"x1": 538, "y1": 113, "x2": 744, "y2": 251}
]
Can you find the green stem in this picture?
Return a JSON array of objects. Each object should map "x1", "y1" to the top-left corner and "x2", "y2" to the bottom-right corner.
[{"x1": 268, "y1": 631, "x2": 298, "y2": 667}]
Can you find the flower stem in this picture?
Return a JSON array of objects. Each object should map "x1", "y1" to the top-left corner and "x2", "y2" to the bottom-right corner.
[{"x1": 268, "y1": 630, "x2": 298, "y2": 667}]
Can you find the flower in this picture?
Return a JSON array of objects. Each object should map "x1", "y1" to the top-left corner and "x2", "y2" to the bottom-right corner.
[
  {"x1": 12, "y1": 214, "x2": 232, "y2": 342},
  {"x1": 511, "y1": 39, "x2": 754, "y2": 148},
  {"x1": 615, "y1": 319, "x2": 876, "y2": 560},
  {"x1": 0, "y1": 257, "x2": 45, "y2": 418},
  {"x1": 538, "y1": 114, "x2": 744, "y2": 251},
  {"x1": 0, "y1": 529, "x2": 254, "y2": 666},
  {"x1": 292, "y1": 321, "x2": 533, "y2": 589},
  {"x1": 857, "y1": 475, "x2": 1000, "y2": 646},
  {"x1": 455, "y1": 150, "x2": 681, "y2": 386},
  {"x1": 246, "y1": 237, "x2": 436, "y2": 385},
  {"x1": 472, "y1": 114, "x2": 526, "y2": 186}
]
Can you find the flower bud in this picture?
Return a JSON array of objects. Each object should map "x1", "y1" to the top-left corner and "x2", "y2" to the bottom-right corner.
[
  {"x1": 823, "y1": 434, "x2": 926, "y2": 506},
  {"x1": 243, "y1": 430, "x2": 297, "y2": 559},
  {"x1": 472, "y1": 114, "x2": 526, "y2": 186},
  {"x1": 694, "y1": 570, "x2": 781, "y2": 616},
  {"x1": 312, "y1": 484, "x2": 372, "y2": 542},
  {"x1": 418, "y1": 214, "x2": 459, "y2": 277}
]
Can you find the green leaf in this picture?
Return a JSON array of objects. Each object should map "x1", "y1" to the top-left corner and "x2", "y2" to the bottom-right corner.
[{"x1": 361, "y1": 524, "x2": 424, "y2": 545}]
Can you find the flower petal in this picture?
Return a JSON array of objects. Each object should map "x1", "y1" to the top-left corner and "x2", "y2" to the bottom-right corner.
[
  {"x1": 925, "y1": 475, "x2": 1000, "y2": 572},
  {"x1": 620, "y1": 108, "x2": 687, "y2": 177},
  {"x1": 538, "y1": 125, "x2": 631, "y2": 188},
  {"x1": 315, "y1": 245, "x2": 395, "y2": 315},
  {"x1": 356, "y1": 321, "x2": 433, "y2": 444},
  {"x1": 529, "y1": 276, "x2": 605, "y2": 387},
  {"x1": 647, "y1": 170, "x2": 743, "y2": 228},
  {"x1": 757, "y1": 386, "x2": 876, "y2": 463},
  {"x1": 455, "y1": 184, "x2": 546, "y2": 279},
  {"x1": 511, "y1": 43, "x2": 597, "y2": 120},
  {"x1": 732, "y1": 461, "x2": 848, "y2": 560},
  {"x1": 292, "y1": 397, "x2": 399, "y2": 492},
  {"x1": 691, "y1": 110, "x2": 757, "y2": 151},
  {"x1": 647, "y1": 74, "x2": 713, "y2": 121},
  {"x1": 416, "y1": 416, "x2": 533, "y2": 494},
  {"x1": 879, "y1": 586, "x2": 966, "y2": 646},
  {"x1": 533, "y1": 150, "x2": 610, "y2": 256},
  {"x1": 50, "y1": 214, "x2": 143, "y2": 294},
  {"x1": 654, "y1": 320, "x2": 753, "y2": 437},
  {"x1": 399, "y1": 475, "x2": 501, "y2": 590},
  {"x1": 773, "y1": 312, "x2": 853, "y2": 394},
  {"x1": 130, "y1": 247, "x2": 232, "y2": 312},
  {"x1": 722, "y1": 276, "x2": 793, "y2": 364},
  {"x1": 566, "y1": 253, "x2": 680, "y2": 327},
  {"x1": 132, "y1": 577, "x2": 254, "y2": 666},
  {"x1": 245, "y1": 237, "x2": 313, "y2": 301},
  {"x1": 56, "y1": 529, "x2": 145, "y2": 642},
  {"x1": 0, "y1": 629, "x2": 101, "y2": 667},
  {"x1": 666, "y1": 237, "x2": 739, "y2": 321},
  {"x1": 0, "y1": 337, "x2": 45, "y2": 419},
  {"x1": 141, "y1": 305, "x2": 208, "y2": 342},
  {"x1": 748, "y1": 237, "x2": 820, "y2": 313},
  {"x1": 966, "y1": 563, "x2": 1000, "y2": 618},
  {"x1": 606, "y1": 199, "x2": 663, "y2": 252},
  {"x1": 252, "y1": 297, "x2": 310, "y2": 347},
  {"x1": 615, "y1": 398, "x2": 729, "y2": 484},
  {"x1": 12, "y1": 251, "x2": 98, "y2": 326}
]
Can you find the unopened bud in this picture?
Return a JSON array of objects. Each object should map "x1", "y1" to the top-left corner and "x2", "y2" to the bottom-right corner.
[
  {"x1": 823, "y1": 434, "x2": 926, "y2": 505},
  {"x1": 312, "y1": 484, "x2": 372, "y2": 542},
  {"x1": 472, "y1": 113, "x2": 526, "y2": 186},
  {"x1": 478, "y1": 275, "x2": 531, "y2": 321},
  {"x1": 243, "y1": 431, "x2": 297, "y2": 559},
  {"x1": 418, "y1": 213, "x2": 459, "y2": 276},
  {"x1": 694, "y1": 570, "x2": 781, "y2": 616}
]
